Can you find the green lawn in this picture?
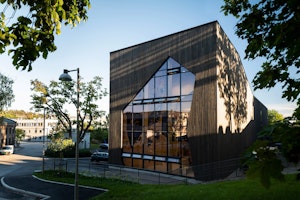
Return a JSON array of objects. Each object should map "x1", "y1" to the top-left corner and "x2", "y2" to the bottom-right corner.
[{"x1": 34, "y1": 170, "x2": 300, "y2": 200}]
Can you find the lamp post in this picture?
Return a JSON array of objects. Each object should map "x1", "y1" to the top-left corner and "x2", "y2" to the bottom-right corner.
[
  {"x1": 59, "y1": 68, "x2": 80, "y2": 200},
  {"x1": 42, "y1": 106, "x2": 46, "y2": 173}
]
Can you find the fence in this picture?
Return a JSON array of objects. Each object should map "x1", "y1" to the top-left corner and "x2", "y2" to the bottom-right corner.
[{"x1": 42, "y1": 157, "x2": 245, "y2": 185}]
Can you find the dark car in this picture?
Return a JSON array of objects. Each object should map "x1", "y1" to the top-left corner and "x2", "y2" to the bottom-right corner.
[{"x1": 90, "y1": 151, "x2": 109, "y2": 162}]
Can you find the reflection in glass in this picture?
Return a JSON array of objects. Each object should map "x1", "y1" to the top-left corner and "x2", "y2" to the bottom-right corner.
[
  {"x1": 181, "y1": 72, "x2": 195, "y2": 95},
  {"x1": 144, "y1": 79, "x2": 154, "y2": 99},
  {"x1": 168, "y1": 74, "x2": 180, "y2": 96},
  {"x1": 168, "y1": 57, "x2": 180, "y2": 69},
  {"x1": 155, "y1": 76, "x2": 167, "y2": 98},
  {"x1": 122, "y1": 57, "x2": 195, "y2": 175}
]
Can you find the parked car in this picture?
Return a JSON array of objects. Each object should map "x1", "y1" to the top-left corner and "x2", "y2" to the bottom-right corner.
[
  {"x1": 99, "y1": 143, "x2": 109, "y2": 151},
  {"x1": 90, "y1": 151, "x2": 109, "y2": 161},
  {"x1": 0, "y1": 145, "x2": 14, "y2": 155}
]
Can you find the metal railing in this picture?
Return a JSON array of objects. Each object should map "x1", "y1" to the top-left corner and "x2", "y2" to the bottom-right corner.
[{"x1": 42, "y1": 157, "x2": 245, "y2": 185}]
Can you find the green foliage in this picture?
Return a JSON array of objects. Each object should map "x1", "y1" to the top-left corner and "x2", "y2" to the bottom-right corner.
[
  {"x1": 243, "y1": 140, "x2": 284, "y2": 189},
  {"x1": 0, "y1": 0, "x2": 91, "y2": 71},
  {"x1": 91, "y1": 127, "x2": 108, "y2": 144},
  {"x1": 0, "y1": 73, "x2": 14, "y2": 111},
  {"x1": 30, "y1": 76, "x2": 107, "y2": 141},
  {"x1": 45, "y1": 138, "x2": 74, "y2": 157},
  {"x1": 221, "y1": 0, "x2": 300, "y2": 118},
  {"x1": 268, "y1": 109, "x2": 284, "y2": 125},
  {"x1": 242, "y1": 120, "x2": 300, "y2": 188},
  {"x1": 0, "y1": 109, "x2": 42, "y2": 119},
  {"x1": 15, "y1": 128, "x2": 25, "y2": 142},
  {"x1": 91, "y1": 115, "x2": 109, "y2": 143}
]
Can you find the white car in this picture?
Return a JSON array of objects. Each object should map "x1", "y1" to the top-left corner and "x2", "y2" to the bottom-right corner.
[{"x1": 0, "y1": 145, "x2": 14, "y2": 155}]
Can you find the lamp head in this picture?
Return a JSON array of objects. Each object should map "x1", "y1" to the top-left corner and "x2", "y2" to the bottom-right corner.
[{"x1": 59, "y1": 69, "x2": 72, "y2": 81}]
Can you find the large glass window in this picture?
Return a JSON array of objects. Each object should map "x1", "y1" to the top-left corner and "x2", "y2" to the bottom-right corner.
[{"x1": 122, "y1": 57, "x2": 195, "y2": 175}]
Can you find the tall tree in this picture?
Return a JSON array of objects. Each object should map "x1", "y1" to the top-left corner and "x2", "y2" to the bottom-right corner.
[
  {"x1": 30, "y1": 76, "x2": 107, "y2": 141},
  {"x1": 221, "y1": 0, "x2": 300, "y2": 115},
  {"x1": 0, "y1": 73, "x2": 14, "y2": 111},
  {"x1": 222, "y1": 0, "x2": 300, "y2": 187},
  {"x1": 0, "y1": 0, "x2": 90, "y2": 71}
]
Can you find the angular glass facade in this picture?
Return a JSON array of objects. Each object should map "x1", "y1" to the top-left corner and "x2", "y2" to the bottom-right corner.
[{"x1": 122, "y1": 57, "x2": 195, "y2": 175}]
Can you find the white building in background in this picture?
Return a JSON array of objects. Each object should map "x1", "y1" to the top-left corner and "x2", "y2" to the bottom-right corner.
[
  {"x1": 15, "y1": 118, "x2": 58, "y2": 142},
  {"x1": 15, "y1": 118, "x2": 91, "y2": 149},
  {"x1": 64, "y1": 128, "x2": 91, "y2": 149}
]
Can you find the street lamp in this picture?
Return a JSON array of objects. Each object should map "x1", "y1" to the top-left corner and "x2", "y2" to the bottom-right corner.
[
  {"x1": 42, "y1": 106, "x2": 46, "y2": 173},
  {"x1": 59, "y1": 68, "x2": 80, "y2": 200}
]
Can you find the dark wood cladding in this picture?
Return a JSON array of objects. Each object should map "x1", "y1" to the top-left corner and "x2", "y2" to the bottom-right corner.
[
  {"x1": 109, "y1": 21, "x2": 268, "y2": 180},
  {"x1": 110, "y1": 21, "x2": 219, "y2": 165}
]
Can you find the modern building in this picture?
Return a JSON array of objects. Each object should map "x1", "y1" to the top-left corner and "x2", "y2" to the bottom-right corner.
[
  {"x1": 109, "y1": 21, "x2": 268, "y2": 181},
  {"x1": 0, "y1": 117, "x2": 17, "y2": 147}
]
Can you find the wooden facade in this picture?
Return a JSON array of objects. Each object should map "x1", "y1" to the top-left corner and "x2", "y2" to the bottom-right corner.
[{"x1": 110, "y1": 21, "x2": 268, "y2": 180}]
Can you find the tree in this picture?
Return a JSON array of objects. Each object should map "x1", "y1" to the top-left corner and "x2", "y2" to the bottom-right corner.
[
  {"x1": 30, "y1": 76, "x2": 107, "y2": 142},
  {"x1": 0, "y1": 73, "x2": 14, "y2": 111},
  {"x1": 242, "y1": 119, "x2": 300, "y2": 188},
  {"x1": 268, "y1": 109, "x2": 284, "y2": 125},
  {"x1": 90, "y1": 114, "x2": 109, "y2": 144},
  {"x1": 15, "y1": 128, "x2": 25, "y2": 143},
  {"x1": 0, "y1": 0, "x2": 90, "y2": 71},
  {"x1": 221, "y1": 0, "x2": 300, "y2": 187},
  {"x1": 221, "y1": 0, "x2": 300, "y2": 116}
]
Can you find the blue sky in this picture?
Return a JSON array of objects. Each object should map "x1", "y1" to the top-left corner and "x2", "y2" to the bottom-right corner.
[{"x1": 0, "y1": 0, "x2": 296, "y2": 116}]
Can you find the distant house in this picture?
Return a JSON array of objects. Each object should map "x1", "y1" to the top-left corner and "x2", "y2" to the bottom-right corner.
[{"x1": 0, "y1": 117, "x2": 17, "y2": 147}]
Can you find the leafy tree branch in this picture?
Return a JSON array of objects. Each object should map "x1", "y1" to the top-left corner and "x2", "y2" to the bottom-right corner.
[
  {"x1": 0, "y1": 0, "x2": 91, "y2": 71},
  {"x1": 30, "y1": 75, "x2": 107, "y2": 142}
]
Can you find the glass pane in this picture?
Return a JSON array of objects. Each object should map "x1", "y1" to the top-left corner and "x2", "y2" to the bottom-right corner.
[
  {"x1": 181, "y1": 72, "x2": 195, "y2": 95},
  {"x1": 160, "y1": 61, "x2": 167, "y2": 71},
  {"x1": 155, "y1": 76, "x2": 167, "y2": 98},
  {"x1": 181, "y1": 101, "x2": 192, "y2": 112},
  {"x1": 144, "y1": 129, "x2": 154, "y2": 155},
  {"x1": 156, "y1": 70, "x2": 167, "y2": 77},
  {"x1": 144, "y1": 79, "x2": 154, "y2": 99},
  {"x1": 155, "y1": 161, "x2": 167, "y2": 173},
  {"x1": 168, "y1": 102, "x2": 180, "y2": 112},
  {"x1": 168, "y1": 57, "x2": 180, "y2": 69},
  {"x1": 133, "y1": 159, "x2": 143, "y2": 168},
  {"x1": 133, "y1": 105, "x2": 143, "y2": 131},
  {"x1": 168, "y1": 74, "x2": 180, "y2": 96},
  {"x1": 168, "y1": 134, "x2": 180, "y2": 157},
  {"x1": 143, "y1": 105, "x2": 154, "y2": 133},
  {"x1": 122, "y1": 158, "x2": 132, "y2": 167},
  {"x1": 144, "y1": 160, "x2": 154, "y2": 170},
  {"x1": 133, "y1": 131, "x2": 143, "y2": 154},
  {"x1": 135, "y1": 89, "x2": 143, "y2": 100},
  {"x1": 155, "y1": 131, "x2": 167, "y2": 156},
  {"x1": 123, "y1": 112, "x2": 132, "y2": 131},
  {"x1": 181, "y1": 94, "x2": 193, "y2": 102},
  {"x1": 122, "y1": 131, "x2": 131, "y2": 152}
]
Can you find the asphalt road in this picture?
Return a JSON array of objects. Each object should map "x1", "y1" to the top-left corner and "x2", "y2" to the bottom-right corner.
[
  {"x1": 0, "y1": 142, "x2": 42, "y2": 199},
  {"x1": 0, "y1": 142, "x2": 105, "y2": 200}
]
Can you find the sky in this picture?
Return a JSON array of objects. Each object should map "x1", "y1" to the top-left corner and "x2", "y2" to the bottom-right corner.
[{"x1": 0, "y1": 0, "x2": 297, "y2": 117}]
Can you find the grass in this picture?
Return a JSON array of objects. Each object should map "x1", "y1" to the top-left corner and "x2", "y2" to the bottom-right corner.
[{"x1": 34, "y1": 170, "x2": 300, "y2": 200}]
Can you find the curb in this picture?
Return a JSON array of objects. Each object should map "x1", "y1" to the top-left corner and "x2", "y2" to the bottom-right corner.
[
  {"x1": 32, "y1": 174, "x2": 109, "y2": 192},
  {"x1": 1, "y1": 177, "x2": 50, "y2": 200}
]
